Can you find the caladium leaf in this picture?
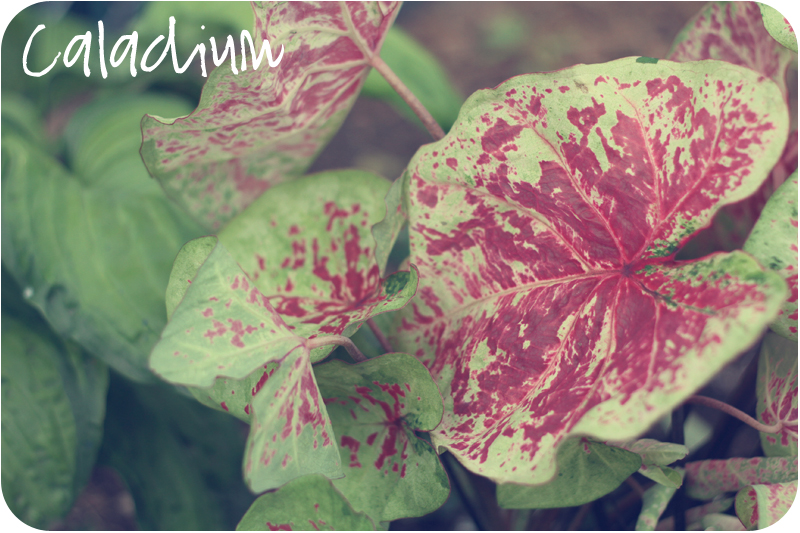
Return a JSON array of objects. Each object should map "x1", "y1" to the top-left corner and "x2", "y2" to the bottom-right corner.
[
  {"x1": 735, "y1": 480, "x2": 798, "y2": 530},
  {"x1": 756, "y1": 332, "x2": 799, "y2": 456},
  {"x1": 218, "y1": 170, "x2": 419, "y2": 363},
  {"x1": 635, "y1": 472, "x2": 682, "y2": 531},
  {"x1": 236, "y1": 474, "x2": 375, "y2": 531},
  {"x1": 640, "y1": 465, "x2": 684, "y2": 489},
  {"x1": 496, "y1": 439, "x2": 641, "y2": 509},
  {"x1": 617, "y1": 438, "x2": 688, "y2": 487},
  {"x1": 668, "y1": 1, "x2": 794, "y2": 99},
  {"x1": 744, "y1": 172, "x2": 798, "y2": 341},
  {"x1": 141, "y1": 1, "x2": 401, "y2": 229},
  {"x1": 314, "y1": 353, "x2": 449, "y2": 522},
  {"x1": 759, "y1": 2, "x2": 798, "y2": 52},
  {"x1": 685, "y1": 456, "x2": 798, "y2": 499},
  {"x1": 372, "y1": 171, "x2": 410, "y2": 277},
  {"x1": 391, "y1": 57, "x2": 789, "y2": 485}
]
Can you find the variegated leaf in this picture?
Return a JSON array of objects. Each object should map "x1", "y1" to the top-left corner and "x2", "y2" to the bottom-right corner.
[
  {"x1": 496, "y1": 439, "x2": 641, "y2": 509},
  {"x1": 756, "y1": 332, "x2": 799, "y2": 456},
  {"x1": 391, "y1": 57, "x2": 789, "y2": 484},
  {"x1": 141, "y1": 1, "x2": 400, "y2": 229},
  {"x1": 372, "y1": 171, "x2": 410, "y2": 277},
  {"x1": 745, "y1": 172, "x2": 798, "y2": 340},
  {"x1": 635, "y1": 472, "x2": 682, "y2": 531},
  {"x1": 669, "y1": 1, "x2": 794, "y2": 99},
  {"x1": 236, "y1": 474, "x2": 375, "y2": 531},
  {"x1": 685, "y1": 456, "x2": 798, "y2": 499},
  {"x1": 315, "y1": 353, "x2": 449, "y2": 522},
  {"x1": 218, "y1": 171, "x2": 418, "y2": 364},
  {"x1": 735, "y1": 480, "x2": 798, "y2": 530},
  {"x1": 759, "y1": 2, "x2": 798, "y2": 52}
]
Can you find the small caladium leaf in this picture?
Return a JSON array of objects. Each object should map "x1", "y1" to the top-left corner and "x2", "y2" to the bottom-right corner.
[
  {"x1": 392, "y1": 57, "x2": 789, "y2": 485},
  {"x1": 668, "y1": 1, "x2": 794, "y2": 99},
  {"x1": 685, "y1": 456, "x2": 798, "y2": 500},
  {"x1": 314, "y1": 353, "x2": 449, "y2": 522},
  {"x1": 635, "y1": 471, "x2": 683, "y2": 531},
  {"x1": 372, "y1": 171, "x2": 410, "y2": 277},
  {"x1": 141, "y1": 2, "x2": 401, "y2": 229},
  {"x1": 617, "y1": 438, "x2": 688, "y2": 488},
  {"x1": 236, "y1": 474, "x2": 375, "y2": 531},
  {"x1": 496, "y1": 439, "x2": 641, "y2": 509},
  {"x1": 756, "y1": 332, "x2": 799, "y2": 456},
  {"x1": 745, "y1": 172, "x2": 798, "y2": 341},
  {"x1": 219, "y1": 171, "x2": 419, "y2": 363},
  {"x1": 759, "y1": 2, "x2": 798, "y2": 52},
  {"x1": 735, "y1": 480, "x2": 798, "y2": 530}
]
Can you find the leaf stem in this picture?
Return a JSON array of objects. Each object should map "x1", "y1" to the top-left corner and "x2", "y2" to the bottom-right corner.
[
  {"x1": 306, "y1": 335, "x2": 367, "y2": 363},
  {"x1": 366, "y1": 318, "x2": 393, "y2": 354},
  {"x1": 369, "y1": 54, "x2": 446, "y2": 141},
  {"x1": 686, "y1": 395, "x2": 783, "y2": 434}
]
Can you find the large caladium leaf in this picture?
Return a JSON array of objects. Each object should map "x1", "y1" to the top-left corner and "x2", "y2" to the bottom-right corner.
[
  {"x1": 668, "y1": 1, "x2": 794, "y2": 99},
  {"x1": 150, "y1": 237, "x2": 341, "y2": 492},
  {"x1": 236, "y1": 475, "x2": 375, "y2": 531},
  {"x1": 391, "y1": 57, "x2": 789, "y2": 484},
  {"x1": 744, "y1": 172, "x2": 798, "y2": 341},
  {"x1": 756, "y1": 332, "x2": 798, "y2": 456},
  {"x1": 496, "y1": 438, "x2": 641, "y2": 509},
  {"x1": 759, "y1": 2, "x2": 798, "y2": 52},
  {"x1": 141, "y1": 1, "x2": 400, "y2": 229},
  {"x1": 735, "y1": 480, "x2": 798, "y2": 530},
  {"x1": 314, "y1": 353, "x2": 449, "y2": 522},
  {"x1": 685, "y1": 456, "x2": 798, "y2": 499}
]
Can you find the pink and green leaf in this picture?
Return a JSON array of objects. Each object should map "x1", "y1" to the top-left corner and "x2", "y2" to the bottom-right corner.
[
  {"x1": 392, "y1": 57, "x2": 788, "y2": 484},
  {"x1": 314, "y1": 353, "x2": 449, "y2": 522},
  {"x1": 756, "y1": 332, "x2": 798, "y2": 456},
  {"x1": 371, "y1": 171, "x2": 410, "y2": 277},
  {"x1": 141, "y1": 2, "x2": 400, "y2": 229},
  {"x1": 735, "y1": 480, "x2": 798, "y2": 530},
  {"x1": 635, "y1": 473, "x2": 682, "y2": 531},
  {"x1": 745, "y1": 172, "x2": 798, "y2": 341},
  {"x1": 759, "y1": 2, "x2": 798, "y2": 52},
  {"x1": 668, "y1": 1, "x2": 794, "y2": 99},
  {"x1": 236, "y1": 474, "x2": 375, "y2": 531},
  {"x1": 496, "y1": 439, "x2": 641, "y2": 509},
  {"x1": 218, "y1": 170, "x2": 418, "y2": 363},
  {"x1": 685, "y1": 456, "x2": 798, "y2": 499}
]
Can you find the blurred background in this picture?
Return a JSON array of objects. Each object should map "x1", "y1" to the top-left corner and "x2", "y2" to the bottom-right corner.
[{"x1": 2, "y1": 2, "x2": 796, "y2": 530}]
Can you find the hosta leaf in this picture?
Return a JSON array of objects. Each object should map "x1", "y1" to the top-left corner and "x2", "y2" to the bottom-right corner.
[
  {"x1": 735, "y1": 480, "x2": 798, "y2": 530},
  {"x1": 361, "y1": 26, "x2": 462, "y2": 132},
  {"x1": 1, "y1": 96, "x2": 204, "y2": 382},
  {"x1": 236, "y1": 474, "x2": 375, "y2": 531},
  {"x1": 685, "y1": 456, "x2": 798, "y2": 499},
  {"x1": 1, "y1": 315, "x2": 108, "y2": 528},
  {"x1": 744, "y1": 172, "x2": 798, "y2": 341},
  {"x1": 759, "y1": 2, "x2": 798, "y2": 52},
  {"x1": 219, "y1": 170, "x2": 419, "y2": 363},
  {"x1": 314, "y1": 353, "x2": 449, "y2": 522},
  {"x1": 668, "y1": 1, "x2": 794, "y2": 99},
  {"x1": 496, "y1": 439, "x2": 641, "y2": 509},
  {"x1": 392, "y1": 57, "x2": 789, "y2": 484},
  {"x1": 635, "y1": 472, "x2": 682, "y2": 531},
  {"x1": 141, "y1": 1, "x2": 401, "y2": 229},
  {"x1": 756, "y1": 332, "x2": 799, "y2": 456}
]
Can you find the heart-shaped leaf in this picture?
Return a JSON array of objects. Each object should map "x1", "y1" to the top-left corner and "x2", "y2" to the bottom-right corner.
[
  {"x1": 745, "y1": 172, "x2": 798, "y2": 341},
  {"x1": 755, "y1": 332, "x2": 799, "y2": 456},
  {"x1": 236, "y1": 474, "x2": 375, "y2": 531},
  {"x1": 218, "y1": 170, "x2": 419, "y2": 363},
  {"x1": 141, "y1": 1, "x2": 400, "y2": 229},
  {"x1": 496, "y1": 438, "x2": 641, "y2": 509},
  {"x1": 668, "y1": 1, "x2": 794, "y2": 99},
  {"x1": 1, "y1": 96, "x2": 205, "y2": 382},
  {"x1": 391, "y1": 57, "x2": 789, "y2": 484},
  {"x1": 685, "y1": 456, "x2": 798, "y2": 499},
  {"x1": 314, "y1": 353, "x2": 449, "y2": 522},
  {"x1": 736, "y1": 480, "x2": 797, "y2": 530},
  {"x1": 759, "y1": 2, "x2": 797, "y2": 52}
]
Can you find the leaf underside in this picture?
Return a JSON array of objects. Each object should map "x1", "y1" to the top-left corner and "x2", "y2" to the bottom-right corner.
[
  {"x1": 755, "y1": 332, "x2": 799, "y2": 457},
  {"x1": 140, "y1": 1, "x2": 400, "y2": 229},
  {"x1": 391, "y1": 57, "x2": 789, "y2": 484}
]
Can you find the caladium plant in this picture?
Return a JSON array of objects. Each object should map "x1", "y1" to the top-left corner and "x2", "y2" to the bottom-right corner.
[{"x1": 2, "y1": 1, "x2": 798, "y2": 531}]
